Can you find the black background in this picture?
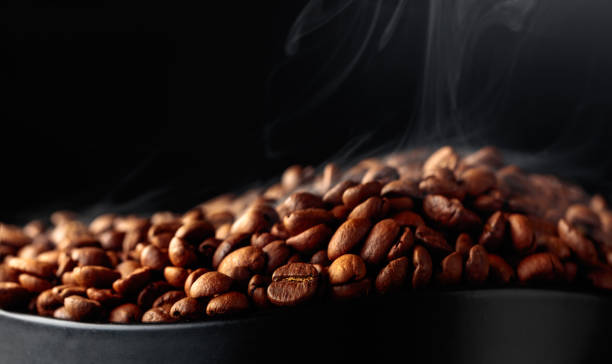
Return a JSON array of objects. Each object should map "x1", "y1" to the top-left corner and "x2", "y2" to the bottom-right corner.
[{"x1": 1, "y1": 0, "x2": 612, "y2": 224}]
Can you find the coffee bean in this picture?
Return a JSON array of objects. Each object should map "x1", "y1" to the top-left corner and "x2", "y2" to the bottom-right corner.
[
  {"x1": 564, "y1": 262, "x2": 578, "y2": 283},
  {"x1": 137, "y1": 281, "x2": 173, "y2": 310},
  {"x1": 153, "y1": 291, "x2": 186, "y2": 308},
  {"x1": 18, "y1": 274, "x2": 52, "y2": 293},
  {"x1": 183, "y1": 268, "x2": 209, "y2": 295},
  {"x1": 535, "y1": 234, "x2": 571, "y2": 260},
  {"x1": 462, "y1": 146, "x2": 504, "y2": 169},
  {"x1": 212, "y1": 233, "x2": 251, "y2": 269},
  {"x1": 286, "y1": 224, "x2": 332, "y2": 253},
  {"x1": 206, "y1": 291, "x2": 249, "y2": 316},
  {"x1": 142, "y1": 307, "x2": 178, "y2": 323},
  {"x1": 140, "y1": 244, "x2": 169, "y2": 270},
  {"x1": 251, "y1": 233, "x2": 278, "y2": 249},
  {"x1": 361, "y1": 219, "x2": 400, "y2": 266},
  {"x1": 455, "y1": 233, "x2": 473, "y2": 256},
  {"x1": 53, "y1": 306, "x2": 72, "y2": 320},
  {"x1": 587, "y1": 268, "x2": 612, "y2": 290},
  {"x1": 342, "y1": 182, "x2": 383, "y2": 210},
  {"x1": 73, "y1": 266, "x2": 121, "y2": 288},
  {"x1": 283, "y1": 208, "x2": 334, "y2": 236},
  {"x1": 247, "y1": 274, "x2": 271, "y2": 308},
  {"x1": 190, "y1": 271, "x2": 233, "y2": 299},
  {"x1": 517, "y1": 253, "x2": 564, "y2": 283},
  {"x1": 310, "y1": 250, "x2": 331, "y2": 266},
  {"x1": 348, "y1": 196, "x2": 385, "y2": 221},
  {"x1": 328, "y1": 254, "x2": 367, "y2": 285},
  {"x1": 217, "y1": 246, "x2": 265, "y2": 284},
  {"x1": 36, "y1": 289, "x2": 63, "y2": 316},
  {"x1": 147, "y1": 222, "x2": 181, "y2": 249},
  {"x1": 437, "y1": 252, "x2": 463, "y2": 286},
  {"x1": 71, "y1": 247, "x2": 111, "y2": 267},
  {"x1": 422, "y1": 146, "x2": 459, "y2": 178},
  {"x1": 6, "y1": 257, "x2": 56, "y2": 278},
  {"x1": 465, "y1": 245, "x2": 489, "y2": 284},
  {"x1": 112, "y1": 267, "x2": 153, "y2": 296},
  {"x1": 412, "y1": 246, "x2": 432, "y2": 288},
  {"x1": 375, "y1": 257, "x2": 410, "y2": 294},
  {"x1": 116, "y1": 260, "x2": 141, "y2": 278},
  {"x1": 0, "y1": 282, "x2": 29, "y2": 309},
  {"x1": 99, "y1": 230, "x2": 125, "y2": 251},
  {"x1": 472, "y1": 189, "x2": 505, "y2": 213},
  {"x1": 381, "y1": 179, "x2": 420, "y2": 198},
  {"x1": 86, "y1": 288, "x2": 122, "y2": 307},
  {"x1": 487, "y1": 254, "x2": 514, "y2": 284},
  {"x1": 386, "y1": 228, "x2": 414, "y2": 261},
  {"x1": 460, "y1": 166, "x2": 497, "y2": 196},
  {"x1": 392, "y1": 211, "x2": 425, "y2": 228},
  {"x1": 262, "y1": 240, "x2": 291, "y2": 274},
  {"x1": 267, "y1": 263, "x2": 319, "y2": 306},
  {"x1": 362, "y1": 165, "x2": 399, "y2": 185},
  {"x1": 170, "y1": 297, "x2": 205, "y2": 320},
  {"x1": 327, "y1": 218, "x2": 371, "y2": 261},
  {"x1": 164, "y1": 266, "x2": 189, "y2": 288},
  {"x1": 565, "y1": 204, "x2": 600, "y2": 231},
  {"x1": 168, "y1": 237, "x2": 198, "y2": 268},
  {"x1": 507, "y1": 214, "x2": 534, "y2": 253},
  {"x1": 423, "y1": 195, "x2": 481, "y2": 231},
  {"x1": 419, "y1": 168, "x2": 466, "y2": 200},
  {"x1": 176, "y1": 220, "x2": 215, "y2": 245},
  {"x1": 323, "y1": 180, "x2": 358, "y2": 206},
  {"x1": 557, "y1": 219, "x2": 599, "y2": 266},
  {"x1": 414, "y1": 225, "x2": 452, "y2": 254},
  {"x1": 0, "y1": 224, "x2": 32, "y2": 248},
  {"x1": 479, "y1": 211, "x2": 506, "y2": 251},
  {"x1": 64, "y1": 295, "x2": 101, "y2": 322},
  {"x1": 110, "y1": 303, "x2": 142, "y2": 323},
  {"x1": 277, "y1": 192, "x2": 325, "y2": 218}
]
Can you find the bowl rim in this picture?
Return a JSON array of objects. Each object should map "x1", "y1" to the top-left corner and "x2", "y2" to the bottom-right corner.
[{"x1": 1, "y1": 287, "x2": 609, "y2": 331}]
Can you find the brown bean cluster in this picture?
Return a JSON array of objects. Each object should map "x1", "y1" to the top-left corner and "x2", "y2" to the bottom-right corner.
[{"x1": 1, "y1": 145, "x2": 612, "y2": 324}]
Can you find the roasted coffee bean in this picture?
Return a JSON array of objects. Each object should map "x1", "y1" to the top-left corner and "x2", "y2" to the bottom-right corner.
[
  {"x1": 23, "y1": 220, "x2": 46, "y2": 239},
  {"x1": 0, "y1": 264, "x2": 19, "y2": 283},
  {"x1": 535, "y1": 234, "x2": 571, "y2": 260},
  {"x1": 362, "y1": 165, "x2": 399, "y2": 185},
  {"x1": 140, "y1": 244, "x2": 169, "y2": 270},
  {"x1": 283, "y1": 208, "x2": 334, "y2": 236},
  {"x1": 148, "y1": 222, "x2": 181, "y2": 249},
  {"x1": 36, "y1": 289, "x2": 63, "y2": 316},
  {"x1": 565, "y1": 204, "x2": 600, "y2": 231},
  {"x1": 53, "y1": 306, "x2": 72, "y2": 320},
  {"x1": 112, "y1": 267, "x2": 153, "y2": 296},
  {"x1": 587, "y1": 268, "x2": 612, "y2": 290},
  {"x1": 116, "y1": 260, "x2": 141, "y2": 278},
  {"x1": 465, "y1": 245, "x2": 489, "y2": 284},
  {"x1": 392, "y1": 211, "x2": 425, "y2": 228},
  {"x1": 361, "y1": 219, "x2": 400, "y2": 266},
  {"x1": 215, "y1": 224, "x2": 232, "y2": 240},
  {"x1": 419, "y1": 168, "x2": 466, "y2": 200},
  {"x1": 190, "y1": 271, "x2": 233, "y2": 299},
  {"x1": 423, "y1": 195, "x2": 481, "y2": 231},
  {"x1": 348, "y1": 196, "x2": 385, "y2": 221},
  {"x1": 211, "y1": 233, "x2": 252, "y2": 269},
  {"x1": 64, "y1": 295, "x2": 101, "y2": 322},
  {"x1": 170, "y1": 297, "x2": 205, "y2": 320},
  {"x1": 98, "y1": 230, "x2": 124, "y2": 251},
  {"x1": 507, "y1": 214, "x2": 534, "y2": 253},
  {"x1": 110, "y1": 303, "x2": 142, "y2": 323},
  {"x1": 310, "y1": 250, "x2": 331, "y2": 266},
  {"x1": 329, "y1": 205, "x2": 349, "y2": 220},
  {"x1": 286, "y1": 224, "x2": 332, "y2": 253},
  {"x1": 462, "y1": 146, "x2": 504, "y2": 169},
  {"x1": 18, "y1": 274, "x2": 52, "y2": 293},
  {"x1": 487, "y1": 254, "x2": 514, "y2": 284},
  {"x1": 479, "y1": 211, "x2": 506, "y2": 251},
  {"x1": 460, "y1": 166, "x2": 497, "y2": 196},
  {"x1": 437, "y1": 252, "x2": 463, "y2": 286},
  {"x1": 422, "y1": 146, "x2": 458, "y2": 177},
  {"x1": 323, "y1": 180, "x2": 358, "y2": 206},
  {"x1": 71, "y1": 247, "x2": 111, "y2": 267},
  {"x1": 381, "y1": 179, "x2": 420, "y2": 198},
  {"x1": 217, "y1": 246, "x2": 265, "y2": 284},
  {"x1": 387, "y1": 228, "x2": 414, "y2": 261},
  {"x1": 328, "y1": 254, "x2": 367, "y2": 285},
  {"x1": 137, "y1": 281, "x2": 173, "y2": 310},
  {"x1": 455, "y1": 233, "x2": 473, "y2": 256},
  {"x1": 153, "y1": 291, "x2": 186, "y2": 308},
  {"x1": 414, "y1": 225, "x2": 452, "y2": 253},
  {"x1": 342, "y1": 182, "x2": 383, "y2": 210},
  {"x1": 73, "y1": 266, "x2": 121, "y2": 288},
  {"x1": 247, "y1": 274, "x2": 271, "y2": 308},
  {"x1": 267, "y1": 263, "x2": 319, "y2": 306},
  {"x1": 277, "y1": 192, "x2": 325, "y2": 218},
  {"x1": 6, "y1": 257, "x2": 56, "y2": 278},
  {"x1": 142, "y1": 307, "x2": 178, "y2": 323},
  {"x1": 0, "y1": 224, "x2": 32, "y2": 248},
  {"x1": 564, "y1": 262, "x2": 578, "y2": 283},
  {"x1": 251, "y1": 233, "x2": 278, "y2": 249},
  {"x1": 164, "y1": 266, "x2": 190, "y2": 288},
  {"x1": 557, "y1": 219, "x2": 599, "y2": 266},
  {"x1": 168, "y1": 237, "x2": 198, "y2": 268},
  {"x1": 183, "y1": 268, "x2": 209, "y2": 295},
  {"x1": 206, "y1": 291, "x2": 249, "y2": 316},
  {"x1": 412, "y1": 246, "x2": 432, "y2": 289},
  {"x1": 517, "y1": 253, "x2": 564, "y2": 283},
  {"x1": 472, "y1": 189, "x2": 505, "y2": 213},
  {"x1": 375, "y1": 257, "x2": 410, "y2": 294},
  {"x1": 327, "y1": 218, "x2": 371, "y2": 261},
  {"x1": 262, "y1": 240, "x2": 291, "y2": 274},
  {"x1": 0, "y1": 282, "x2": 29, "y2": 309},
  {"x1": 86, "y1": 288, "x2": 122, "y2": 306}
]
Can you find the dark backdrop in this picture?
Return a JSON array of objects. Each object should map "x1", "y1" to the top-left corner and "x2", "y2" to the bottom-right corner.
[{"x1": 1, "y1": 0, "x2": 612, "y2": 224}]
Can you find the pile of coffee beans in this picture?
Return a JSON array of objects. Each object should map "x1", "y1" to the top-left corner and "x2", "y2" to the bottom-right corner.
[{"x1": 1, "y1": 145, "x2": 611, "y2": 324}]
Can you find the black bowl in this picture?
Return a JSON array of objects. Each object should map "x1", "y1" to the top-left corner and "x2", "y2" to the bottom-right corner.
[{"x1": 0, "y1": 289, "x2": 611, "y2": 364}]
